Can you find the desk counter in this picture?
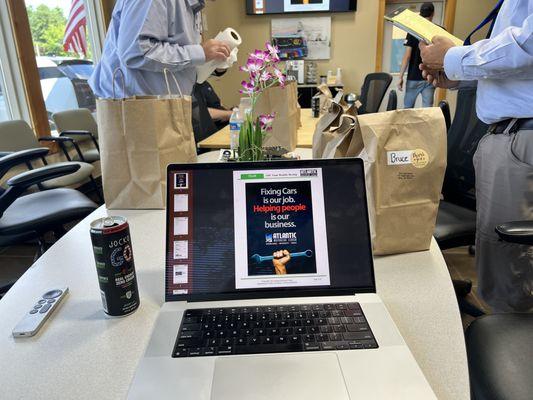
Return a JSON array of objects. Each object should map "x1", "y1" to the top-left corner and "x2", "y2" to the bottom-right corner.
[{"x1": 0, "y1": 207, "x2": 469, "y2": 400}]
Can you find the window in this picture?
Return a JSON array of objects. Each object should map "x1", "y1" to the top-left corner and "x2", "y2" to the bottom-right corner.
[
  {"x1": 25, "y1": 0, "x2": 97, "y2": 128},
  {"x1": 0, "y1": 64, "x2": 10, "y2": 121}
]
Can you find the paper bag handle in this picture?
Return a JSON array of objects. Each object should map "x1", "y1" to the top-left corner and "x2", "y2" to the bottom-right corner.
[
  {"x1": 163, "y1": 68, "x2": 184, "y2": 97},
  {"x1": 112, "y1": 68, "x2": 126, "y2": 99}
]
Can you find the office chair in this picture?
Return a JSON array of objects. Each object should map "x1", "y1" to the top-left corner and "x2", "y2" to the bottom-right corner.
[
  {"x1": 466, "y1": 221, "x2": 533, "y2": 400},
  {"x1": 0, "y1": 148, "x2": 98, "y2": 294},
  {"x1": 358, "y1": 72, "x2": 393, "y2": 114},
  {"x1": 386, "y1": 90, "x2": 398, "y2": 111},
  {"x1": 0, "y1": 120, "x2": 102, "y2": 201},
  {"x1": 52, "y1": 109, "x2": 100, "y2": 164}
]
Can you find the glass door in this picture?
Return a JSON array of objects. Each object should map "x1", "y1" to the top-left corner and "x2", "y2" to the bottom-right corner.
[{"x1": 381, "y1": 1, "x2": 445, "y2": 109}]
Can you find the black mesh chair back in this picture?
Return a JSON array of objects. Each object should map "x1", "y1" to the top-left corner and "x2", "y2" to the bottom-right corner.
[
  {"x1": 358, "y1": 73, "x2": 393, "y2": 114},
  {"x1": 191, "y1": 84, "x2": 218, "y2": 145},
  {"x1": 443, "y1": 84, "x2": 489, "y2": 210},
  {"x1": 386, "y1": 90, "x2": 398, "y2": 111}
]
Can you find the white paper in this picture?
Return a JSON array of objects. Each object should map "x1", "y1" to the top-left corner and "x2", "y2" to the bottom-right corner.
[
  {"x1": 173, "y1": 241, "x2": 189, "y2": 260},
  {"x1": 174, "y1": 194, "x2": 189, "y2": 212},
  {"x1": 173, "y1": 265, "x2": 189, "y2": 284},
  {"x1": 174, "y1": 217, "x2": 189, "y2": 236}
]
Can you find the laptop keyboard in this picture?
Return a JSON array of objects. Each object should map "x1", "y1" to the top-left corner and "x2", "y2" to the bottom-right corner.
[{"x1": 173, "y1": 302, "x2": 378, "y2": 358}]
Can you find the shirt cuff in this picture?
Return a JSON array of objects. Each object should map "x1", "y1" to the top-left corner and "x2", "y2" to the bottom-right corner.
[
  {"x1": 444, "y1": 46, "x2": 470, "y2": 81},
  {"x1": 186, "y1": 44, "x2": 206, "y2": 66}
]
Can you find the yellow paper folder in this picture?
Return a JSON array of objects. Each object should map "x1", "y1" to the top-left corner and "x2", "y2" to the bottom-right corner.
[{"x1": 385, "y1": 8, "x2": 464, "y2": 46}]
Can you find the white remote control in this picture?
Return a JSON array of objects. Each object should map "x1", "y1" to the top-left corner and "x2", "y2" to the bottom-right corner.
[{"x1": 12, "y1": 287, "x2": 69, "y2": 338}]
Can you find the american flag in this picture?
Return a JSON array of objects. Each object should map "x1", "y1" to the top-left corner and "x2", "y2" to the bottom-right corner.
[{"x1": 63, "y1": 0, "x2": 87, "y2": 57}]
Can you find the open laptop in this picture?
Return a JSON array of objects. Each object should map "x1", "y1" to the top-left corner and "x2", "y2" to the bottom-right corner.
[{"x1": 128, "y1": 159, "x2": 436, "y2": 400}]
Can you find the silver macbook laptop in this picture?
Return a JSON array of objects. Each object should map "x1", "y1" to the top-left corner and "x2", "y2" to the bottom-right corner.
[{"x1": 128, "y1": 159, "x2": 436, "y2": 400}]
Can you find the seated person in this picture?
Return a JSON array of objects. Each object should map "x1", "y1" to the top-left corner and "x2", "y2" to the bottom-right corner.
[{"x1": 191, "y1": 81, "x2": 233, "y2": 144}]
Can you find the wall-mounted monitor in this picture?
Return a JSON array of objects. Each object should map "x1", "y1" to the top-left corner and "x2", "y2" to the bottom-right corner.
[{"x1": 246, "y1": 0, "x2": 357, "y2": 15}]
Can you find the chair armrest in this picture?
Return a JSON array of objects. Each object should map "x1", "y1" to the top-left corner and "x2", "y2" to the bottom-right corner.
[
  {"x1": 60, "y1": 130, "x2": 100, "y2": 152},
  {"x1": 39, "y1": 136, "x2": 84, "y2": 162},
  {"x1": 0, "y1": 148, "x2": 49, "y2": 180},
  {"x1": 0, "y1": 163, "x2": 80, "y2": 217},
  {"x1": 0, "y1": 151, "x2": 13, "y2": 158},
  {"x1": 7, "y1": 164, "x2": 80, "y2": 189},
  {"x1": 495, "y1": 222, "x2": 533, "y2": 245}
]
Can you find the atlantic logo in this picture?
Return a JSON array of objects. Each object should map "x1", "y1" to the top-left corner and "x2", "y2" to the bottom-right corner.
[{"x1": 265, "y1": 232, "x2": 297, "y2": 242}]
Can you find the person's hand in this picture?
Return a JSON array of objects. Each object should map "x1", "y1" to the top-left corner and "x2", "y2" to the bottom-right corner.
[
  {"x1": 202, "y1": 39, "x2": 231, "y2": 62},
  {"x1": 419, "y1": 36, "x2": 456, "y2": 71},
  {"x1": 419, "y1": 64, "x2": 460, "y2": 89},
  {"x1": 397, "y1": 76, "x2": 404, "y2": 92},
  {"x1": 272, "y1": 250, "x2": 290, "y2": 275}
]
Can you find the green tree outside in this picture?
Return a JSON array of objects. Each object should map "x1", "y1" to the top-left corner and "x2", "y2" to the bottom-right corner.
[{"x1": 27, "y1": 4, "x2": 92, "y2": 60}]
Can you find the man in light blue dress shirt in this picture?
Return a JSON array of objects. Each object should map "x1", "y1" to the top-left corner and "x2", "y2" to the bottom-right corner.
[
  {"x1": 420, "y1": 0, "x2": 533, "y2": 312},
  {"x1": 89, "y1": 0, "x2": 230, "y2": 98}
]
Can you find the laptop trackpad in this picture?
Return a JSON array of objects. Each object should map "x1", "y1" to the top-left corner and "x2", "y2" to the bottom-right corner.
[{"x1": 211, "y1": 353, "x2": 349, "y2": 400}]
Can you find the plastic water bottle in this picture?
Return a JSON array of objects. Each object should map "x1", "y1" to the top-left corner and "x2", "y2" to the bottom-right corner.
[{"x1": 229, "y1": 108, "x2": 242, "y2": 151}]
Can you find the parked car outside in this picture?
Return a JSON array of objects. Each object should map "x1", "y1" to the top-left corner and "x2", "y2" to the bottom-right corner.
[{"x1": 37, "y1": 56, "x2": 96, "y2": 128}]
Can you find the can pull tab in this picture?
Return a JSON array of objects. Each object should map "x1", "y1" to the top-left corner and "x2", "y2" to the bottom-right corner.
[{"x1": 103, "y1": 217, "x2": 116, "y2": 228}]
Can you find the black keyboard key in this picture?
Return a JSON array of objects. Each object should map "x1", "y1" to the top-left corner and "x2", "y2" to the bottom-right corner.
[
  {"x1": 320, "y1": 342, "x2": 336, "y2": 351},
  {"x1": 203, "y1": 347, "x2": 216, "y2": 356},
  {"x1": 343, "y1": 332, "x2": 374, "y2": 341},
  {"x1": 336, "y1": 343, "x2": 350, "y2": 350},
  {"x1": 236, "y1": 337, "x2": 247, "y2": 346},
  {"x1": 181, "y1": 324, "x2": 201, "y2": 332},
  {"x1": 320, "y1": 326, "x2": 332, "y2": 334},
  {"x1": 324, "y1": 304, "x2": 335, "y2": 310},
  {"x1": 341, "y1": 317, "x2": 354, "y2": 324},
  {"x1": 216, "y1": 331, "x2": 227, "y2": 338},
  {"x1": 331, "y1": 310, "x2": 343, "y2": 317},
  {"x1": 262, "y1": 337, "x2": 274, "y2": 344},
  {"x1": 329, "y1": 333, "x2": 343, "y2": 342},
  {"x1": 303, "y1": 334, "x2": 315, "y2": 342},
  {"x1": 249, "y1": 337, "x2": 260, "y2": 345},
  {"x1": 208, "y1": 338, "x2": 219, "y2": 347},
  {"x1": 304, "y1": 343, "x2": 320, "y2": 351},
  {"x1": 221, "y1": 338, "x2": 232, "y2": 346},
  {"x1": 183, "y1": 316, "x2": 200, "y2": 324},
  {"x1": 277, "y1": 336, "x2": 288, "y2": 344},
  {"x1": 333, "y1": 325, "x2": 346, "y2": 333},
  {"x1": 290, "y1": 335, "x2": 301, "y2": 344},
  {"x1": 347, "y1": 303, "x2": 361, "y2": 310},
  {"x1": 268, "y1": 328, "x2": 280, "y2": 336},
  {"x1": 295, "y1": 327, "x2": 306, "y2": 335},
  {"x1": 336, "y1": 304, "x2": 347, "y2": 310},
  {"x1": 179, "y1": 332, "x2": 202, "y2": 340},
  {"x1": 217, "y1": 346, "x2": 234, "y2": 355},
  {"x1": 184, "y1": 309, "x2": 202, "y2": 317},
  {"x1": 327, "y1": 317, "x2": 340, "y2": 325},
  {"x1": 235, "y1": 343, "x2": 302, "y2": 355},
  {"x1": 362, "y1": 340, "x2": 378, "y2": 349},
  {"x1": 174, "y1": 348, "x2": 189, "y2": 357},
  {"x1": 316, "y1": 333, "x2": 329, "y2": 342},
  {"x1": 344, "y1": 309, "x2": 363, "y2": 317},
  {"x1": 346, "y1": 324, "x2": 369, "y2": 332},
  {"x1": 188, "y1": 348, "x2": 202, "y2": 356},
  {"x1": 288, "y1": 305, "x2": 300, "y2": 312},
  {"x1": 312, "y1": 304, "x2": 322, "y2": 311},
  {"x1": 308, "y1": 326, "x2": 319, "y2": 334}
]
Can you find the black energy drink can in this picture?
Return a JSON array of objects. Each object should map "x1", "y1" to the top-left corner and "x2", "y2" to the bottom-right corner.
[{"x1": 90, "y1": 216, "x2": 140, "y2": 317}]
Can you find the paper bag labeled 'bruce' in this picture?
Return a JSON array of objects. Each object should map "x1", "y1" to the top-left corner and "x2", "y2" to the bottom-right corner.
[
  {"x1": 254, "y1": 81, "x2": 301, "y2": 151},
  {"x1": 97, "y1": 70, "x2": 197, "y2": 210},
  {"x1": 357, "y1": 108, "x2": 447, "y2": 255}
]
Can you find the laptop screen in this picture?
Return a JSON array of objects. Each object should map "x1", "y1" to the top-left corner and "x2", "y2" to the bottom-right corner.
[{"x1": 165, "y1": 159, "x2": 375, "y2": 301}]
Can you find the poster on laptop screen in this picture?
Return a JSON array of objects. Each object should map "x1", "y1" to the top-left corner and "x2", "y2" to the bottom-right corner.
[{"x1": 233, "y1": 168, "x2": 330, "y2": 289}]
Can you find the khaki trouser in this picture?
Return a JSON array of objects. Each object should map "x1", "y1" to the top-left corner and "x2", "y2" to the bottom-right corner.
[{"x1": 474, "y1": 126, "x2": 533, "y2": 312}]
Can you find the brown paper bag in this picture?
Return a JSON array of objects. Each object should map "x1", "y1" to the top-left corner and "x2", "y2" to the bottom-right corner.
[
  {"x1": 96, "y1": 70, "x2": 197, "y2": 210},
  {"x1": 312, "y1": 103, "x2": 359, "y2": 159},
  {"x1": 254, "y1": 81, "x2": 300, "y2": 151},
  {"x1": 322, "y1": 114, "x2": 361, "y2": 159},
  {"x1": 356, "y1": 108, "x2": 447, "y2": 255}
]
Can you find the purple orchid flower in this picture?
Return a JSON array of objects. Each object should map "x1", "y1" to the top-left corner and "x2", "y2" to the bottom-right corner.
[
  {"x1": 240, "y1": 80, "x2": 256, "y2": 95},
  {"x1": 259, "y1": 113, "x2": 276, "y2": 131}
]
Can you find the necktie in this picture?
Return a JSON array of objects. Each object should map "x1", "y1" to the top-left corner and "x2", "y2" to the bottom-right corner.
[{"x1": 464, "y1": 0, "x2": 504, "y2": 45}]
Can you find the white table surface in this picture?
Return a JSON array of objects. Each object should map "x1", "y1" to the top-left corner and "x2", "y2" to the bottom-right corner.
[{"x1": 0, "y1": 207, "x2": 469, "y2": 400}]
